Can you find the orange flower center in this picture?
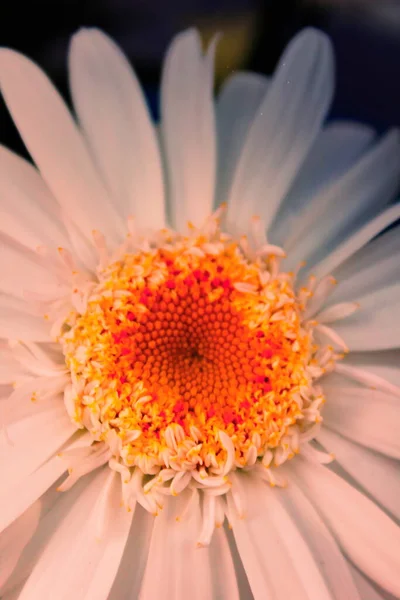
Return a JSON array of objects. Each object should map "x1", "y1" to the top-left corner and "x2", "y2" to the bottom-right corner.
[{"x1": 62, "y1": 231, "x2": 317, "y2": 475}]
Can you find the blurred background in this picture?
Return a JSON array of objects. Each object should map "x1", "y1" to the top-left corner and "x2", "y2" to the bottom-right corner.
[{"x1": 1, "y1": 0, "x2": 400, "y2": 159}]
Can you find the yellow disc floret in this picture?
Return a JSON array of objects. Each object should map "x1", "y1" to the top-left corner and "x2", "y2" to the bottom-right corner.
[{"x1": 61, "y1": 228, "x2": 323, "y2": 478}]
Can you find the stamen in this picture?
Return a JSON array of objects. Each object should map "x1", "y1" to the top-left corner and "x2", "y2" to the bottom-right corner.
[{"x1": 53, "y1": 218, "x2": 335, "y2": 502}]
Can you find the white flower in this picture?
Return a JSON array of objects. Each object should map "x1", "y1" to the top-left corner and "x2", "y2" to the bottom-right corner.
[{"x1": 0, "y1": 26, "x2": 399, "y2": 600}]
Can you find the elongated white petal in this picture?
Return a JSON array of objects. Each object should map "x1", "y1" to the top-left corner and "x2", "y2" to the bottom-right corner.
[
  {"x1": 276, "y1": 482, "x2": 361, "y2": 599},
  {"x1": 161, "y1": 29, "x2": 217, "y2": 231},
  {"x1": 342, "y1": 350, "x2": 400, "y2": 388},
  {"x1": 350, "y1": 566, "x2": 394, "y2": 600},
  {"x1": 207, "y1": 527, "x2": 241, "y2": 600},
  {"x1": 318, "y1": 428, "x2": 400, "y2": 520},
  {"x1": 0, "y1": 403, "x2": 77, "y2": 492},
  {"x1": 0, "y1": 433, "x2": 92, "y2": 534},
  {"x1": 1, "y1": 473, "x2": 93, "y2": 596},
  {"x1": 0, "y1": 146, "x2": 70, "y2": 251},
  {"x1": 69, "y1": 28, "x2": 165, "y2": 230},
  {"x1": 0, "y1": 501, "x2": 40, "y2": 589},
  {"x1": 316, "y1": 302, "x2": 359, "y2": 324},
  {"x1": 226, "y1": 28, "x2": 333, "y2": 231},
  {"x1": 272, "y1": 121, "x2": 375, "y2": 245},
  {"x1": 1, "y1": 375, "x2": 68, "y2": 427},
  {"x1": 228, "y1": 476, "x2": 334, "y2": 600},
  {"x1": 330, "y1": 227, "x2": 400, "y2": 304},
  {"x1": 0, "y1": 348, "x2": 25, "y2": 385},
  {"x1": 140, "y1": 491, "x2": 228, "y2": 599},
  {"x1": 322, "y1": 384, "x2": 400, "y2": 458},
  {"x1": 0, "y1": 48, "x2": 124, "y2": 244},
  {"x1": 19, "y1": 469, "x2": 132, "y2": 600},
  {"x1": 332, "y1": 283, "x2": 400, "y2": 351},
  {"x1": 0, "y1": 237, "x2": 62, "y2": 300},
  {"x1": 0, "y1": 304, "x2": 51, "y2": 342},
  {"x1": 285, "y1": 129, "x2": 400, "y2": 268},
  {"x1": 216, "y1": 72, "x2": 269, "y2": 209},
  {"x1": 334, "y1": 362, "x2": 400, "y2": 398},
  {"x1": 292, "y1": 459, "x2": 400, "y2": 597},
  {"x1": 108, "y1": 506, "x2": 154, "y2": 600},
  {"x1": 311, "y1": 203, "x2": 400, "y2": 279}
]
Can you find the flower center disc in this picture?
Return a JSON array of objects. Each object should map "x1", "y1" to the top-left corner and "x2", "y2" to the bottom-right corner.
[{"x1": 62, "y1": 233, "x2": 314, "y2": 475}]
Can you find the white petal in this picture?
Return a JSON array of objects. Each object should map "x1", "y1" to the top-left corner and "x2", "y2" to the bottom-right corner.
[
  {"x1": 20, "y1": 469, "x2": 132, "y2": 600},
  {"x1": 228, "y1": 476, "x2": 334, "y2": 600},
  {"x1": 292, "y1": 458, "x2": 400, "y2": 597},
  {"x1": 284, "y1": 129, "x2": 400, "y2": 268},
  {"x1": 311, "y1": 203, "x2": 400, "y2": 279},
  {"x1": 0, "y1": 583, "x2": 26, "y2": 600},
  {"x1": 329, "y1": 226, "x2": 400, "y2": 304},
  {"x1": 276, "y1": 481, "x2": 360, "y2": 599},
  {"x1": 273, "y1": 121, "x2": 375, "y2": 246},
  {"x1": 0, "y1": 146, "x2": 70, "y2": 250},
  {"x1": 140, "y1": 491, "x2": 217, "y2": 599},
  {"x1": 1, "y1": 473, "x2": 93, "y2": 596},
  {"x1": 332, "y1": 284, "x2": 400, "y2": 351},
  {"x1": 318, "y1": 428, "x2": 400, "y2": 520},
  {"x1": 0, "y1": 403, "x2": 77, "y2": 492},
  {"x1": 322, "y1": 384, "x2": 400, "y2": 458},
  {"x1": 69, "y1": 29, "x2": 165, "y2": 230},
  {"x1": 226, "y1": 28, "x2": 333, "y2": 232},
  {"x1": 0, "y1": 347, "x2": 25, "y2": 384},
  {"x1": 0, "y1": 501, "x2": 40, "y2": 589},
  {"x1": 0, "y1": 433, "x2": 91, "y2": 534},
  {"x1": 108, "y1": 506, "x2": 154, "y2": 600},
  {"x1": 208, "y1": 527, "x2": 241, "y2": 599},
  {"x1": 0, "y1": 48, "x2": 124, "y2": 244},
  {"x1": 216, "y1": 72, "x2": 269, "y2": 208},
  {"x1": 0, "y1": 237, "x2": 61, "y2": 300},
  {"x1": 350, "y1": 566, "x2": 397, "y2": 600},
  {"x1": 161, "y1": 29, "x2": 217, "y2": 231},
  {"x1": 342, "y1": 350, "x2": 400, "y2": 388},
  {"x1": 1, "y1": 376, "x2": 67, "y2": 427},
  {"x1": 0, "y1": 298, "x2": 51, "y2": 341}
]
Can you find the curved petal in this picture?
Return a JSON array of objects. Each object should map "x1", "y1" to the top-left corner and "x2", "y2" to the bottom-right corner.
[
  {"x1": 69, "y1": 28, "x2": 165, "y2": 230},
  {"x1": 0, "y1": 304, "x2": 51, "y2": 342},
  {"x1": 108, "y1": 506, "x2": 154, "y2": 600},
  {"x1": 310, "y1": 203, "x2": 400, "y2": 279},
  {"x1": 226, "y1": 28, "x2": 334, "y2": 233},
  {"x1": 350, "y1": 566, "x2": 397, "y2": 600},
  {"x1": 19, "y1": 469, "x2": 132, "y2": 600},
  {"x1": 341, "y1": 350, "x2": 400, "y2": 388},
  {"x1": 139, "y1": 491, "x2": 237, "y2": 599},
  {"x1": 0, "y1": 236, "x2": 62, "y2": 300},
  {"x1": 272, "y1": 121, "x2": 375, "y2": 246},
  {"x1": 332, "y1": 284, "x2": 400, "y2": 351},
  {"x1": 161, "y1": 29, "x2": 217, "y2": 231},
  {"x1": 318, "y1": 429, "x2": 400, "y2": 520},
  {"x1": 0, "y1": 48, "x2": 124, "y2": 244},
  {"x1": 228, "y1": 477, "x2": 334, "y2": 600},
  {"x1": 0, "y1": 501, "x2": 40, "y2": 590},
  {"x1": 291, "y1": 458, "x2": 400, "y2": 597},
  {"x1": 284, "y1": 129, "x2": 400, "y2": 269},
  {"x1": 0, "y1": 433, "x2": 91, "y2": 535},
  {"x1": 329, "y1": 227, "x2": 400, "y2": 304},
  {"x1": 1, "y1": 473, "x2": 94, "y2": 596},
  {"x1": 0, "y1": 403, "x2": 77, "y2": 493},
  {"x1": 276, "y1": 482, "x2": 360, "y2": 599},
  {"x1": 0, "y1": 146, "x2": 70, "y2": 251},
  {"x1": 216, "y1": 72, "x2": 269, "y2": 209},
  {"x1": 322, "y1": 384, "x2": 400, "y2": 458}
]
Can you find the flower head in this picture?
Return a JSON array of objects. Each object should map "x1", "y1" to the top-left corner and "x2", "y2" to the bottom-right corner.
[{"x1": 0, "y1": 26, "x2": 400, "y2": 600}]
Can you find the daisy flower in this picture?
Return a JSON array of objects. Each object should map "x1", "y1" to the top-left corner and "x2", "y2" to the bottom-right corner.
[{"x1": 0, "y1": 26, "x2": 399, "y2": 600}]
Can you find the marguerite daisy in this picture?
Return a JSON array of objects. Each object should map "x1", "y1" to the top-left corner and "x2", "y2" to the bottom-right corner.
[{"x1": 0, "y1": 26, "x2": 399, "y2": 600}]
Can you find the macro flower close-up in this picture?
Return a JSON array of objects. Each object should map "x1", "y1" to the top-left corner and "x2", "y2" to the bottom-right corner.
[{"x1": 0, "y1": 24, "x2": 400, "y2": 600}]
